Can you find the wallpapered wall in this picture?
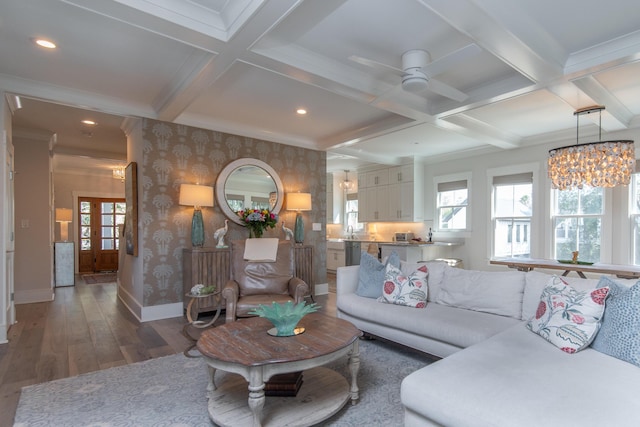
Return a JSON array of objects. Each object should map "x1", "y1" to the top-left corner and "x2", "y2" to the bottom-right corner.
[{"x1": 140, "y1": 118, "x2": 327, "y2": 307}]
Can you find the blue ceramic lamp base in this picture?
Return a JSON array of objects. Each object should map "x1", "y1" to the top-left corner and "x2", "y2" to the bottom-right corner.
[
  {"x1": 294, "y1": 212, "x2": 304, "y2": 244},
  {"x1": 191, "y1": 208, "x2": 205, "y2": 247}
]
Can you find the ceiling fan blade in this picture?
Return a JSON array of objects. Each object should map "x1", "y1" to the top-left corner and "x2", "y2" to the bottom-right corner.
[
  {"x1": 426, "y1": 78, "x2": 469, "y2": 102},
  {"x1": 348, "y1": 55, "x2": 404, "y2": 76},
  {"x1": 422, "y1": 43, "x2": 481, "y2": 77}
]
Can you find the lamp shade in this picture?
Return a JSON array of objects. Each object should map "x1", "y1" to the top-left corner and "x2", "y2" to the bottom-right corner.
[
  {"x1": 55, "y1": 208, "x2": 73, "y2": 222},
  {"x1": 179, "y1": 184, "x2": 214, "y2": 207},
  {"x1": 286, "y1": 192, "x2": 312, "y2": 211}
]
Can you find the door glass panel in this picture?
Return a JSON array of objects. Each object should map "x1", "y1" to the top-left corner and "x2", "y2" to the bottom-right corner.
[
  {"x1": 102, "y1": 202, "x2": 114, "y2": 213},
  {"x1": 102, "y1": 214, "x2": 114, "y2": 225},
  {"x1": 102, "y1": 239, "x2": 114, "y2": 250}
]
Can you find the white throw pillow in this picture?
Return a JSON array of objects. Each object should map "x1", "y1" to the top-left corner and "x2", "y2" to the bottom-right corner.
[
  {"x1": 526, "y1": 275, "x2": 609, "y2": 354},
  {"x1": 379, "y1": 263, "x2": 428, "y2": 308},
  {"x1": 436, "y1": 268, "x2": 525, "y2": 318}
]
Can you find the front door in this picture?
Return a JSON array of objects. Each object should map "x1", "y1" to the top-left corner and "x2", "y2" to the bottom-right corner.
[{"x1": 78, "y1": 198, "x2": 126, "y2": 273}]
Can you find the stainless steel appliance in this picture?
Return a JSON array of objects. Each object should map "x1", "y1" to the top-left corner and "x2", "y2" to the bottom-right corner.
[
  {"x1": 394, "y1": 232, "x2": 415, "y2": 242},
  {"x1": 344, "y1": 240, "x2": 361, "y2": 266}
]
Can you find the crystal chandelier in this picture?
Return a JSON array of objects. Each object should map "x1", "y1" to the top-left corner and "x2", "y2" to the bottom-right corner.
[
  {"x1": 112, "y1": 166, "x2": 126, "y2": 181},
  {"x1": 548, "y1": 106, "x2": 635, "y2": 191}
]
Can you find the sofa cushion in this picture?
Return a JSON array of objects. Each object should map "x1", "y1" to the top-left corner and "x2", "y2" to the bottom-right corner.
[
  {"x1": 380, "y1": 263, "x2": 428, "y2": 308},
  {"x1": 526, "y1": 275, "x2": 609, "y2": 354},
  {"x1": 591, "y1": 276, "x2": 640, "y2": 367},
  {"x1": 337, "y1": 293, "x2": 519, "y2": 349},
  {"x1": 355, "y1": 251, "x2": 400, "y2": 298},
  {"x1": 402, "y1": 323, "x2": 640, "y2": 427},
  {"x1": 522, "y1": 271, "x2": 601, "y2": 320},
  {"x1": 401, "y1": 260, "x2": 448, "y2": 302},
  {"x1": 436, "y1": 268, "x2": 525, "y2": 318}
]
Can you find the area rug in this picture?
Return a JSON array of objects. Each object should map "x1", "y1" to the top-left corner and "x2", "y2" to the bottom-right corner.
[
  {"x1": 81, "y1": 273, "x2": 117, "y2": 284},
  {"x1": 14, "y1": 339, "x2": 432, "y2": 426}
]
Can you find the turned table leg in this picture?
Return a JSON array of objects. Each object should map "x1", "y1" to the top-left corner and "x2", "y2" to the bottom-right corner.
[
  {"x1": 247, "y1": 369, "x2": 266, "y2": 426},
  {"x1": 348, "y1": 339, "x2": 360, "y2": 405}
]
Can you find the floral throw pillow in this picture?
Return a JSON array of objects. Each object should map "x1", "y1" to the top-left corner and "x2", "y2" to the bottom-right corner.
[
  {"x1": 379, "y1": 263, "x2": 428, "y2": 308},
  {"x1": 526, "y1": 275, "x2": 609, "y2": 354}
]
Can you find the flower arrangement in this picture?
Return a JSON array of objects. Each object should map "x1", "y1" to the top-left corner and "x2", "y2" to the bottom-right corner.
[{"x1": 237, "y1": 208, "x2": 278, "y2": 238}]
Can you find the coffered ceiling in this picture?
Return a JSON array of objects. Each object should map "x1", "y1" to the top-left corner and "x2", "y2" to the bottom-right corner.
[{"x1": 2, "y1": 0, "x2": 640, "y2": 174}]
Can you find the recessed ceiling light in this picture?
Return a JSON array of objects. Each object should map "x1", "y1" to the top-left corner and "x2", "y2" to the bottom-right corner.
[
  {"x1": 296, "y1": 108, "x2": 307, "y2": 115},
  {"x1": 34, "y1": 38, "x2": 57, "y2": 49},
  {"x1": 82, "y1": 120, "x2": 97, "y2": 126}
]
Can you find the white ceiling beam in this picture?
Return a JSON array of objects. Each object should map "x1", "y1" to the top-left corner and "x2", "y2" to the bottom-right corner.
[
  {"x1": 570, "y1": 76, "x2": 633, "y2": 130},
  {"x1": 418, "y1": 0, "x2": 564, "y2": 83}
]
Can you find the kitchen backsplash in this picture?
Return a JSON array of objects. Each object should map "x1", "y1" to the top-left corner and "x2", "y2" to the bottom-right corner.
[{"x1": 327, "y1": 221, "x2": 434, "y2": 242}]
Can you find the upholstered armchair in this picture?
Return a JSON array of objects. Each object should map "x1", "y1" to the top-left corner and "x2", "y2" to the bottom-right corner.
[{"x1": 222, "y1": 239, "x2": 310, "y2": 323}]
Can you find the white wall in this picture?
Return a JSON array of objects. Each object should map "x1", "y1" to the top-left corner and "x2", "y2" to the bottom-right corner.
[{"x1": 424, "y1": 128, "x2": 640, "y2": 272}]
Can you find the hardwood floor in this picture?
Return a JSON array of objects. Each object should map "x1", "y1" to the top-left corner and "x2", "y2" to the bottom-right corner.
[{"x1": 0, "y1": 277, "x2": 336, "y2": 426}]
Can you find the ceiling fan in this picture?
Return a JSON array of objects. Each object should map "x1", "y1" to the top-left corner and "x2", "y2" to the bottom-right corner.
[{"x1": 349, "y1": 44, "x2": 481, "y2": 102}]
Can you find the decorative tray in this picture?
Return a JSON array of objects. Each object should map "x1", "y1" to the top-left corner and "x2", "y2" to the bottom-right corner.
[{"x1": 557, "y1": 260, "x2": 594, "y2": 265}]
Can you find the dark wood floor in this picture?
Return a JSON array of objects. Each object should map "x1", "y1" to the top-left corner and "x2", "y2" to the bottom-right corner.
[{"x1": 0, "y1": 277, "x2": 336, "y2": 426}]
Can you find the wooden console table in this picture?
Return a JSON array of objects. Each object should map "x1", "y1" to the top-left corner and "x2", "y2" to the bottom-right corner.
[{"x1": 490, "y1": 258, "x2": 640, "y2": 279}]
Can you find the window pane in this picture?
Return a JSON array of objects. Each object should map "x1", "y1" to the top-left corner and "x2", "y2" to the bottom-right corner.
[
  {"x1": 80, "y1": 201, "x2": 91, "y2": 213},
  {"x1": 438, "y1": 189, "x2": 467, "y2": 206},
  {"x1": 115, "y1": 202, "x2": 126, "y2": 214},
  {"x1": 554, "y1": 217, "x2": 601, "y2": 263},
  {"x1": 494, "y1": 218, "x2": 530, "y2": 258},
  {"x1": 102, "y1": 202, "x2": 114, "y2": 213},
  {"x1": 81, "y1": 214, "x2": 91, "y2": 226},
  {"x1": 102, "y1": 214, "x2": 114, "y2": 225},
  {"x1": 495, "y1": 184, "x2": 532, "y2": 217},
  {"x1": 81, "y1": 226, "x2": 91, "y2": 238},
  {"x1": 102, "y1": 239, "x2": 114, "y2": 250},
  {"x1": 102, "y1": 227, "x2": 114, "y2": 238},
  {"x1": 81, "y1": 239, "x2": 91, "y2": 250},
  {"x1": 579, "y1": 187, "x2": 603, "y2": 215},
  {"x1": 116, "y1": 214, "x2": 125, "y2": 225},
  {"x1": 439, "y1": 207, "x2": 466, "y2": 229}
]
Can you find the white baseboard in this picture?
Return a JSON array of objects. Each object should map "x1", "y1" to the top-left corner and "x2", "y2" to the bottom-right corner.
[
  {"x1": 14, "y1": 288, "x2": 54, "y2": 304},
  {"x1": 117, "y1": 282, "x2": 183, "y2": 322},
  {"x1": 315, "y1": 282, "x2": 329, "y2": 295}
]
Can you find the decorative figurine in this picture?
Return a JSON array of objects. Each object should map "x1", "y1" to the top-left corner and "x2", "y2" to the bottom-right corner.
[
  {"x1": 282, "y1": 221, "x2": 294, "y2": 241},
  {"x1": 428, "y1": 227, "x2": 433, "y2": 243},
  {"x1": 572, "y1": 251, "x2": 579, "y2": 264},
  {"x1": 214, "y1": 219, "x2": 229, "y2": 248}
]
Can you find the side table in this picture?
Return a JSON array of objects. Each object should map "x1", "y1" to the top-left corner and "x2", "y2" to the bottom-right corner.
[{"x1": 183, "y1": 290, "x2": 222, "y2": 357}]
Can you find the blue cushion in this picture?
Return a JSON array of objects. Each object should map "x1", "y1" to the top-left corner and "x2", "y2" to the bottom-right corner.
[
  {"x1": 590, "y1": 276, "x2": 640, "y2": 367},
  {"x1": 356, "y1": 251, "x2": 400, "y2": 298}
]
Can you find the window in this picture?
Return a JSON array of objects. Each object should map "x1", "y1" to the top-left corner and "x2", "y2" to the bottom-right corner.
[
  {"x1": 492, "y1": 173, "x2": 532, "y2": 258},
  {"x1": 630, "y1": 173, "x2": 640, "y2": 265},
  {"x1": 436, "y1": 178, "x2": 469, "y2": 231},
  {"x1": 345, "y1": 193, "x2": 364, "y2": 231},
  {"x1": 552, "y1": 186, "x2": 604, "y2": 263}
]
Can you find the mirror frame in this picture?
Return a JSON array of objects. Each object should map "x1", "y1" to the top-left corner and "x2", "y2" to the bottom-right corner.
[{"x1": 215, "y1": 158, "x2": 284, "y2": 226}]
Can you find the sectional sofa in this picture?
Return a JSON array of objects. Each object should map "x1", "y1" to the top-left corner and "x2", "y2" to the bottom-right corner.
[{"x1": 336, "y1": 260, "x2": 640, "y2": 427}]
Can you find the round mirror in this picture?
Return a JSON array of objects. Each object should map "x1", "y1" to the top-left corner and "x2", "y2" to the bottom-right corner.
[{"x1": 215, "y1": 158, "x2": 284, "y2": 225}]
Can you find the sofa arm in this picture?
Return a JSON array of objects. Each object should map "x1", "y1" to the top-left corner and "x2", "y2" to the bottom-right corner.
[
  {"x1": 289, "y1": 277, "x2": 310, "y2": 303},
  {"x1": 222, "y1": 279, "x2": 239, "y2": 323},
  {"x1": 336, "y1": 265, "x2": 360, "y2": 295}
]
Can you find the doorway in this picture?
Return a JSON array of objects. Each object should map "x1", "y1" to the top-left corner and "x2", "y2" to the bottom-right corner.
[{"x1": 78, "y1": 197, "x2": 126, "y2": 273}]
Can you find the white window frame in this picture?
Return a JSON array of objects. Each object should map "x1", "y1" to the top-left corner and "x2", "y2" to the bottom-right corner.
[
  {"x1": 433, "y1": 172, "x2": 472, "y2": 232},
  {"x1": 490, "y1": 173, "x2": 533, "y2": 259},
  {"x1": 550, "y1": 186, "x2": 612, "y2": 264},
  {"x1": 487, "y1": 163, "x2": 540, "y2": 260},
  {"x1": 629, "y1": 173, "x2": 640, "y2": 265}
]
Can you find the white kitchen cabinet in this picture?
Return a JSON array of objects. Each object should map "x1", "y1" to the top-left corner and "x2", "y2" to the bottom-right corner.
[
  {"x1": 389, "y1": 164, "x2": 413, "y2": 184},
  {"x1": 357, "y1": 161, "x2": 423, "y2": 222},
  {"x1": 326, "y1": 241, "x2": 346, "y2": 271},
  {"x1": 359, "y1": 186, "x2": 389, "y2": 222}
]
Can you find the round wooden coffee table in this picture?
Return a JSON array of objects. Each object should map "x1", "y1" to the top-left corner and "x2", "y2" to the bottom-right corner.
[{"x1": 196, "y1": 312, "x2": 362, "y2": 427}]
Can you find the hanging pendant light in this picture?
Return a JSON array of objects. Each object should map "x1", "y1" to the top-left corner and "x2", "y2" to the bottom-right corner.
[
  {"x1": 340, "y1": 170, "x2": 354, "y2": 191},
  {"x1": 548, "y1": 105, "x2": 635, "y2": 191}
]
